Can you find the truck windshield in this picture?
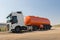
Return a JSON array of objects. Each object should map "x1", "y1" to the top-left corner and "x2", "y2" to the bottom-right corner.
[{"x1": 7, "y1": 16, "x2": 18, "y2": 24}]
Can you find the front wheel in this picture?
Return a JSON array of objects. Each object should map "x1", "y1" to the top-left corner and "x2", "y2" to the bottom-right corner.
[{"x1": 15, "y1": 27, "x2": 20, "y2": 33}]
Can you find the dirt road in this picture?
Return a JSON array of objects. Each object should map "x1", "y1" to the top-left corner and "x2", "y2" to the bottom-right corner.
[{"x1": 0, "y1": 27, "x2": 60, "y2": 40}]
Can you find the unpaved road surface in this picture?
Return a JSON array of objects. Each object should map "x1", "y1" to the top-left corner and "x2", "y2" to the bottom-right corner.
[{"x1": 0, "y1": 27, "x2": 60, "y2": 40}]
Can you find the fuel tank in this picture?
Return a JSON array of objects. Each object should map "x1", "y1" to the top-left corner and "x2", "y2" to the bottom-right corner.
[{"x1": 24, "y1": 16, "x2": 50, "y2": 26}]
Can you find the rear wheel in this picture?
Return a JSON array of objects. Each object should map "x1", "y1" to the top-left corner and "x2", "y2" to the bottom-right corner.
[
  {"x1": 43, "y1": 25, "x2": 51, "y2": 30},
  {"x1": 48, "y1": 25, "x2": 52, "y2": 30},
  {"x1": 32, "y1": 26, "x2": 39, "y2": 31}
]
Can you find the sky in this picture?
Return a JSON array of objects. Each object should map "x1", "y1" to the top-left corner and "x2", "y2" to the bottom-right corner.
[{"x1": 0, "y1": 0, "x2": 60, "y2": 25}]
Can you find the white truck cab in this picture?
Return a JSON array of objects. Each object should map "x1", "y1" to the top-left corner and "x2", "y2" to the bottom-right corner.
[{"x1": 7, "y1": 11, "x2": 28, "y2": 33}]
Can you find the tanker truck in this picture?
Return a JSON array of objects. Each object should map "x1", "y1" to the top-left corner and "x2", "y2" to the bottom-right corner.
[{"x1": 7, "y1": 11, "x2": 52, "y2": 33}]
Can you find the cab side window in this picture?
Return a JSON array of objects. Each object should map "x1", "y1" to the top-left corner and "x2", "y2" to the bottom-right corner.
[{"x1": 12, "y1": 16, "x2": 18, "y2": 24}]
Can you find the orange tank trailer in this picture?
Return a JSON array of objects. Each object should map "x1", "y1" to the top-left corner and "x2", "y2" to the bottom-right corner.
[{"x1": 24, "y1": 16, "x2": 50, "y2": 26}]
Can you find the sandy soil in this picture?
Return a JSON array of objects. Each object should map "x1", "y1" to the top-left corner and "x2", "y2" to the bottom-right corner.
[{"x1": 0, "y1": 27, "x2": 60, "y2": 40}]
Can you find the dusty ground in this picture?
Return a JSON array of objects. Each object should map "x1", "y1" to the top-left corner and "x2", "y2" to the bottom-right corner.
[{"x1": 0, "y1": 27, "x2": 60, "y2": 40}]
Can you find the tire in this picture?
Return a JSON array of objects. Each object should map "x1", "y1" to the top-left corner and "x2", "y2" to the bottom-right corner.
[
  {"x1": 43, "y1": 25, "x2": 52, "y2": 30},
  {"x1": 15, "y1": 27, "x2": 20, "y2": 33},
  {"x1": 48, "y1": 27, "x2": 51, "y2": 30},
  {"x1": 43, "y1": 27, "x2": 46, "y2": 30},
  {"x1": 32, "y1": 26, "x2": 38, "y2": 31},
  {"x1": 48, "y1": 25, "x2": 52, "y2": 30},
  {"x1": 43, "y1": 25, "x2": 48, "y2": 30}
]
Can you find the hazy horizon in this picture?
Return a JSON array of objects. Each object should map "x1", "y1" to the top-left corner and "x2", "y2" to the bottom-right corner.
[{"x1": 0, "y1": 0, "x2": 60, "y2": 25}]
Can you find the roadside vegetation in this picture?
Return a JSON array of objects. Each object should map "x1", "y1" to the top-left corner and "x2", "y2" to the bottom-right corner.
[
  {"x1": 53, "y1": 24, "x2": 60, "y2": 27},
  {"x1": 0, "y1": 26, "x2": 8, "y2": 32}
]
